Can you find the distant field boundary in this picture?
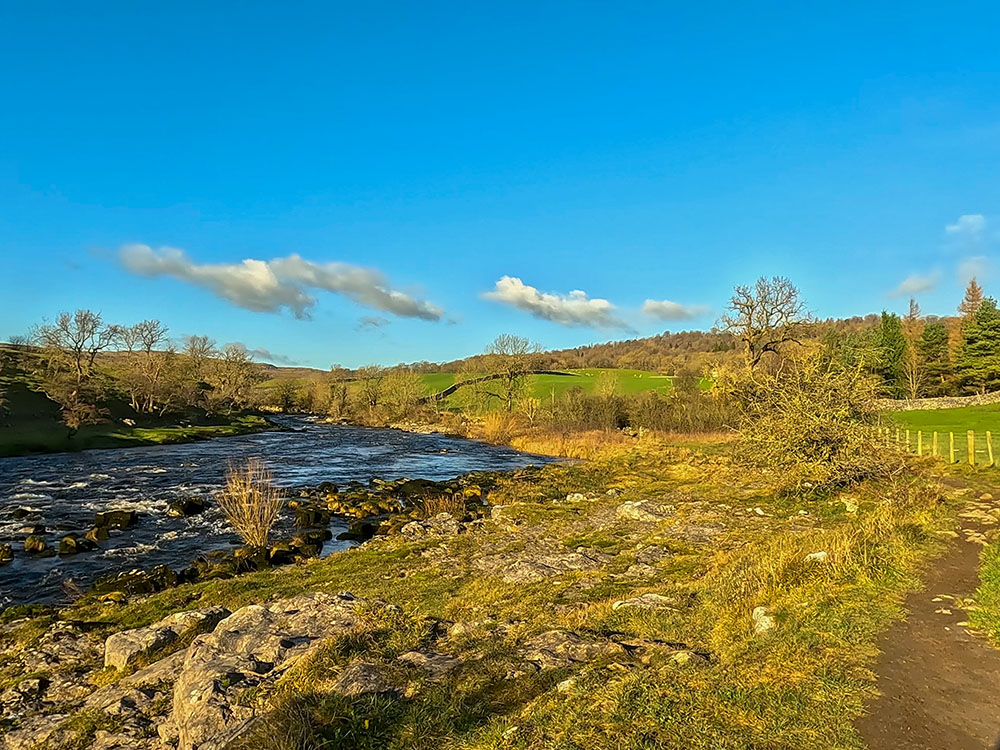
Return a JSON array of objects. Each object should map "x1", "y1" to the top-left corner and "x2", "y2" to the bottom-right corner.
[
  {"x1": 421, "y1": 370, "x2": 579, "y2": 403},
  {"x1": 879, "y1": 391, "x2": 1000, "y2": 412}
]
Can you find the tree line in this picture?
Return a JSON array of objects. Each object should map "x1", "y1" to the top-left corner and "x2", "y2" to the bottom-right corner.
[
  {"x1": 5, "y1": 310, "x2": 262, "y2": 435},
  {"x1": 824, "y1": 279, "x2": 1000, "y2": 398}
]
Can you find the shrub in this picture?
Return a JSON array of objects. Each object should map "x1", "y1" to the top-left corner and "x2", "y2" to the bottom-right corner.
[
  {"x1": 480, "y1": 411, "x2": 518, "y2": 444},
  {"x1": 217, "y1": 458, "x2": 283, "y2": 547},
  {"x1": 729, "y1": 356, "x2": 902, "y2": 492}
]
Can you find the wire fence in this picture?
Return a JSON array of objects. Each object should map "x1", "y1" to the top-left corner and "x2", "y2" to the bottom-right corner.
[{"x1": 884, "y1": 426, "x2": 999, "y2": 467}]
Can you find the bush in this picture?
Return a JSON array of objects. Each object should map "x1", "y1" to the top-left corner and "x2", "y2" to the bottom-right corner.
[{"x1": 728, "y1": 356, "x2": 902, "y2": 492}]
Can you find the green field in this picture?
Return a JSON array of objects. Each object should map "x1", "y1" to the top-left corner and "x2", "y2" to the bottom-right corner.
[
  {"x1": 420, "y1": 368, "x2": 676, "y2": 402},
  {"x1": 889, "y1": 403, "x2": 1000, "y2": 464}
]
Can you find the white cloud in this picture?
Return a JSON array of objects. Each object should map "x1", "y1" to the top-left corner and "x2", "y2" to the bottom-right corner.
[
  {"x1": 888, "y1": 271, "x2": 941, "y2": 298},
  {"x1": 119, "y1": 245, "x2": 443, "y2": 321},
  {"x1": 483, "y1": 276, "x2": 629, "y2": 329},
  {"x1": 641, "y1": 299, "x2": 709, "y2": 321},
  {"x1": 946, "y1": 214, "x2": 986, "y2": 240}
]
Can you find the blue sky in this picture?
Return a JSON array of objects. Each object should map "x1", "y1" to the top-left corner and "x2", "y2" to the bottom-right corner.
[{"x1": 3, "y1": 2, "x2": 1000, "y2": 368}]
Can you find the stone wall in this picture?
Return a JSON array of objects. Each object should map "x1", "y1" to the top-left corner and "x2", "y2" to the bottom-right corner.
[{"x1": 878, "y1": 391, "x2": 1000, "y2": 412}]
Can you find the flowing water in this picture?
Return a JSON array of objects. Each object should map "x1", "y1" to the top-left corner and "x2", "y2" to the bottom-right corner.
[{"x1": 0, "y1": 417, "x2": 554, "y2": 606}]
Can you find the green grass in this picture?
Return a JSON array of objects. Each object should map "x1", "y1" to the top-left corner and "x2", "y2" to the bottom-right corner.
[
  {"x1": 973, "y1": 538, "x2": 1000, "y2": 644},
  {"x1": 889, "y1": 404, "x2": 1000, "y2": 464},
  {"x1": 0, "y1": 415, "x2": 272, "y2": 458},
  {"x1": 423, "y1": 368, "x2": 680, "y2": 404}
]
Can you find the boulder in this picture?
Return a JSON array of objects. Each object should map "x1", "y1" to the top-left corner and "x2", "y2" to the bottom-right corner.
[
  {"x1": 105, "y1": 607, "x2": 231, "y2": 670},
  {"x1": 85, "y1": 525, "x2": 111, "y2": 543},
  {"x1": 611, "y1": 593, "x2": 678, "y2": 611},
  {"x1": 752, "y1": 606, "x2": 776, "y2": 634},
  {"x1": 58, "y1": 534, "x2": 93, "y2": 556},
  {"x1": 398, "y1": 650, "x2": 463, "y2": 680},
  {"x1": 24, "y1": 534, "x2": 47, "y2": 554},
  {"x1": 294, "y1": 507, "x2": 331, "y2": 528},
  {"x1": 167, "y1": 497, "x2": 206, "y2": 518},
  {"x1": 93, "y1": 565, "x2": 180, "y2": 596},
  {"x1": 95, "y1": 510, "x2": 139, "y2": 529},
  {"x1": 0, "y1": 543, "x2": 12, "y2": 564},
  {"x1": 171, "y1": 592, "x2": 376, "y2": 750},
  {"x1": 615, "y1": 500, "x2": 675, "y2": 523},
  {"x1": 332, "y1": 661, "x2": 399, "y2": 696}
]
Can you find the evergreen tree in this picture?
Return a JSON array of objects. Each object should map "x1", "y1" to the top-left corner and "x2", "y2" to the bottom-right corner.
[
  {"x1": 959, "y1": 278, "x2": 985, "y2": 318},
  {"x1": 917, "y1": 320, "x2": 952, "y2": 394},
  {"x1": 876, "y1": 312, "x2": 907, "y2": 397},
  {"x1": 957, "y1": 298, "x2": 1000, "y2": 393}
]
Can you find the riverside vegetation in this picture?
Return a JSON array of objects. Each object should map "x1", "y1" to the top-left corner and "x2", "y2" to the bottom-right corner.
[{"x1": 4, "y1": 278, "x2": 1000, "y2": 749}]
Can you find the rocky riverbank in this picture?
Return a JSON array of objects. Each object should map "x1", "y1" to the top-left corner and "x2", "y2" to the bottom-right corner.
[{"x1": 0, "y1": 438, "x2": 968, "y2": 750}]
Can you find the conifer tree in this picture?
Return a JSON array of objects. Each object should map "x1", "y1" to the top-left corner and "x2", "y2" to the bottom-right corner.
[
  {"x1": 917, "y1": 320, "x2": 951, "y2": 394},
  {"x1": 959, "y1": 278, "x2": 985, "y2": 318},
  {"x1": 957, "y1": 297, "x2": 1000, "y2": 393},
  {"x1": 876, "y1": 312, "x2": 907, "y2": 397}
]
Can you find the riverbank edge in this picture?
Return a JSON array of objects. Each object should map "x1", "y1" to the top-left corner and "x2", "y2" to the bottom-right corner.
[{"x1": 0, "y1": 414, "x2": 280, "y2": 459}]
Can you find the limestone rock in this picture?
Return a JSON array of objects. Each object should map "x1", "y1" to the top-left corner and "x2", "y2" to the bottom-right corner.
[
  {"x1": 105, "y1": 606, "x2": 230, "y2": 669},
  {"x1": 611, "y1": 593, "x2": 677, "y2": 611},
  {"x1": 398, "y1": 650, "x2": 463, "y2": 679},
  {"x1": 752, "y1": 606, "x2": 776, "y2": 634},
  {"x1": 520, "y1": 630, "x2": 626, "y2": 670},
  {"x1": 615, "y1": 500, "x2": 674, "y2": 523},
  {"x1": 332, "y1": 661, "x2": 399, "y2": 696}
]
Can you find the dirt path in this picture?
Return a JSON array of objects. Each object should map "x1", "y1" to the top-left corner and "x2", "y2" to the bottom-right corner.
[{"x1": 858, "y1": 491, "x2": 1000, "y2": 750}]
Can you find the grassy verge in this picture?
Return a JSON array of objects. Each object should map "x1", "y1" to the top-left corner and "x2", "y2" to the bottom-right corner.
[
  {"x1": 0, "y1": 414, "x2": 273, "y2": 458},
  {"x1": 27, "y1": 436, "x2": 965, "y2": 749}
]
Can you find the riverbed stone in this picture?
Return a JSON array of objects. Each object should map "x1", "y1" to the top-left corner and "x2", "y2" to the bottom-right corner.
[
  {"x1": 95, "y1": 510, "x2": 139, "y2": 529},
  {"x1": 84, "y1": 525, "x2": 110, "y2": 543},
  {"x1": 0, "y1": 543, "x2": 12, "y2": 563},
  {"x1": 24, "y1": 534, "x2": 47, "y2": 554},
  {"x1": 167, "y1": 497, "x2": 206, "y2": 518},
  {"x1": 93, "y1": 565, "x2": 181, "y2": 597}
]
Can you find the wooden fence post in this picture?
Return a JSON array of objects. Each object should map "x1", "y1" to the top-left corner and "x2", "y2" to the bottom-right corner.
[
  {"x1": 896, "y1": 428, "x2": 901, "y2": 447},
  {"x1": 988, "y1": 431, "x2": 995, "y2": 467},
  {"x1": 906, "y1": 430, "x2": 911, "y2": 452},
  {"x1": 917, "y1": 431, "x2": 923, "y2": 456},
  {"x1": 968, "y1": 430, "x2": 976, "y2": 466},
  {"x1": 933, "y1": 431, "x2": 939, "y2": 458},
  {"x1": 950, "y1": 432, "x2": 956, "y2": 464}
]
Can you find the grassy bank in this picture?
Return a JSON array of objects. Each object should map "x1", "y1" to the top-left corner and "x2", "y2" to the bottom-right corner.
[
  {"x1": 0, "y1": 414, "x2": 272, "y2": 458},
  {"x1": 16, "y1": 434, "x2": 967, "y2": 749}
]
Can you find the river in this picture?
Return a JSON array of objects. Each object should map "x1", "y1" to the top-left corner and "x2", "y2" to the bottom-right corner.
[{"x1": 0, "y1": 417, "x2": 554, "y2": 606}]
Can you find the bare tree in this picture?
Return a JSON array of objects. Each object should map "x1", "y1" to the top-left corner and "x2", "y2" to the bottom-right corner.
[
  {"x1": 33, "y1": 310, "x2": 116, "y2": 435},
  {"x1": 381, "y1": 370, "x2": 426, "y2": 420},
  {"x1": 480, "y1": 334, "x2": 539, "y2": 412},
  {"x1": 356, "y1": 365, "x2": 387, "y2": 415},
  {"x1": 114, "y1": 320, "x2": 174, "y2": 414},
  {"x1": 720, "y1": 277, "x2": 810, "y2": 368},
  {"x1": 207, "y1": 344, "x2": 261, "y2": 415},
  {"x1": 901, "y1": 298, "x2": 926, "y2": 399}
]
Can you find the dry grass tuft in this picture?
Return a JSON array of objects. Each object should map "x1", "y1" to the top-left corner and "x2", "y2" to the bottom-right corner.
[
  {"x1": 217, "y1": 458, "x2": 283, "y2": 547},
  {"x1": 420, "y1": 493, "x2": 467, "y2": 519}
]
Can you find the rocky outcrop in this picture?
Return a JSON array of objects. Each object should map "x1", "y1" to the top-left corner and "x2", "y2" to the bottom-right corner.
[{"x1": 104, "y1": 606, "x2": 230, "y2": 669}]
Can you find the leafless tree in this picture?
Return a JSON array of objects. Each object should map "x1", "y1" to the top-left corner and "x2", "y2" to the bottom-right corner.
[
  {"x1": 720, "y1": 277, "x2": 811, "y2": 368},
  {"x1": 32, "y1": 310, "x2": 117, "y2": 435},
  {"x1": 901, "y1": 298, "x2": 926, "y2": 399},
  {"x1": 480, "y1": 334, "x2": 539, "y2": 412},
  {"x1": 356, "y1": 365, "x2": 387, "y2": 414}
]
